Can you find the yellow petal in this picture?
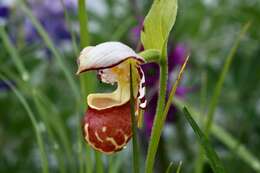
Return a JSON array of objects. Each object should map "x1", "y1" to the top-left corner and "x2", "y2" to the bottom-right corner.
[{"x1": 87, "y1": 59, "x2": 140, "y2": 110}]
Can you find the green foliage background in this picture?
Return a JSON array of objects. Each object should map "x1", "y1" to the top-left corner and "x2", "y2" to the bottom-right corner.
[{"x1": 0, "y1": 0, "x2": 260, "y2": 173}]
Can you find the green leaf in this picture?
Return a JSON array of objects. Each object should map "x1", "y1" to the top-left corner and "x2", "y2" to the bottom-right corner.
[
  {"x1": 176, "y1": 161, "x2": 182, "y2": 173},
  {"x1": 60, "y1": 0, "x2": 79, "y2": 55},
  {"x1": 141, "y1": 0, "x2": 178, "y2": 51},
  {"x1": 0, "y1": 26, "x2": 29, "y2": 81},
  {"x1": 204, "y1": 22, "x2": 251, "y2": 134},
  {"x1": 182, "y1": 107, "x2": 226, "y2": 173},
  {"x1": 165, "y1": 161, "x2": 182, "y2": 173},
  {"x1": 165, "y1": 162, "x2": 174, "y2": 173},
  {"x1": 173, "y1": 98, "x2": 260, "y2": 173},
  {"x1": 0, "y1": 73, "x2": 49, "y2": 173}
]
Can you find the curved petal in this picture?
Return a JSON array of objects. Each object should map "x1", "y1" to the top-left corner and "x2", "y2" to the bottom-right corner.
[
  {"x1": 76, "y1": 42, "x2": 145, "y2": 74},
  {"x1": 86, "y1": 58, "x2": 144, "y2": 111},
  {"x1": 137, "y1": 66, "x2": 147, "y2": 109}
]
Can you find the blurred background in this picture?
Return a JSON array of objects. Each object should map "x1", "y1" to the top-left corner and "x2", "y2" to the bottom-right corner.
[{"x1": 0, "y1": 0, "x2": 260, "y2": 172}]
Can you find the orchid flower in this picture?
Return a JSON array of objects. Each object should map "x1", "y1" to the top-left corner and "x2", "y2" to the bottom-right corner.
[{"x1": 77, "y1": 42, "x2": 146, "y2": 154}]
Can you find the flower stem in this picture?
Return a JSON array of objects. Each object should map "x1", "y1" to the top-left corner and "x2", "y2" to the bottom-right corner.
[
  {"x1": 145, "y1": 44, "x2": 168, "y2": 173},
  {"x1": 60, "y1": 0, "x2": 79, "y2": 55},
  {"x1": 95, "y1": 151, "x2": 104, "y2": 173},
  {"x1": 78, "y1": 1, "x2": 98, "y2": 173},
  {"x1": 78, "y1": 0, "x2": 89, "y2": 48},
  {"x1": 130, "y1": 64, "x2": 140, "y2": 173}
]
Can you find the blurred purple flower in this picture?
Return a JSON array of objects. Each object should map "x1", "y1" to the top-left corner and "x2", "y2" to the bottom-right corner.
[
  {"x1": 144, "y1": 93, "x2": 178, "y2": 135},
  {"x1": 0, "y1": 5, "x2": 9, "y2": 18},
  {"x1": 130, "y1": 19, "x2": 143, "y2": 44},
  {"x1": 132, "y1": 25, "x2": 141, "y2": 40},
  {"x1": 168, "y1": 43, "x2": 186, "y2": 72},
  {"x1": 0, "y1": 5, "x2": 9, "y2": 25},
  {"x1": 0, "y1": 80, "x2": 15, "y2": 92},
  {"x1": 141, "y1": 63, "x2": 159, "y2": 87},
  {"x1": 25, "y1": 0, "x2": 77, "y2": 44},
  {"x1": 131, "y1": 25, "x2": 142, "y2": 43}
]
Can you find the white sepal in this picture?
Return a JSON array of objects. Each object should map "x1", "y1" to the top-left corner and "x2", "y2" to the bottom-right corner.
[{"x1": 77, "y1": 42, "x2": 144, "y2": 74}]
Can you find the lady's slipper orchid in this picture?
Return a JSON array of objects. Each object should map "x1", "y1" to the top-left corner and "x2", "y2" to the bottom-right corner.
[{"x1": 77, "y1": 42, "x2": 146, "y2": 154}]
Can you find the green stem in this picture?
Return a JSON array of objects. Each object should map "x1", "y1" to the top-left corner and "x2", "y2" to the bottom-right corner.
[
  {"x1": 78, "y1": 1, "x2": 87, "y2": 173},
  {"x1": 162, "y1": 55, "x2": 189, "y2": 126},
  {"x1": 138, "y1": 49, "x2": 160, "y2": 63},
  {"x1": 165, "y1": 162, "x2": 174, "y2": 173},
  {"x1": 95, "y1": 152, "x2": 104, "y2": 173},
  {"x1": 145, "y1": 45, "x2": 168, "y2": 173},
  {"x1": 85, "y1": 145, "x2": 93, "y2": 173},
  {"x1": 0, "y1": 26, "x2": 29, "y2": 81},
  {"x1": 176, "y1": 161, "x2": 183, "y2": 173},
  {"x1": 204, "y1": 22, "x2": 251, "y2": 134},
  {"x1": 195, "y1": 71, "x2": 208, "y2": 173},
  {"x1": 108, "y1": 154, "x2": 125, "y2": 173},
  {"x1": 78, "y1": 1, "x2": 97, "y2": 173},
  {"x1": 130, "y1": 64, "x2": 140, "y2": 173},
  {"x1": 195, "y1": 149, "x2": 204, "y2": 173},
  {"x1": 60, "y1": 0, "x2": 79, "y2": 55},
  {"x1": 35, "y1": 91, "x2": 75, "y2": 172},
  {"x1": 78, "y1": 0, "x2": 89, "y2": 48},
  {"x1": 108, "y1": 156, "x2": 115, "y2": 173},
  {"x1": 145, "y1": 46, "x2": 189, "y2": 173},
  {"x1": 33, "y1": 92, "x2": 66, "y2": 173}
]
